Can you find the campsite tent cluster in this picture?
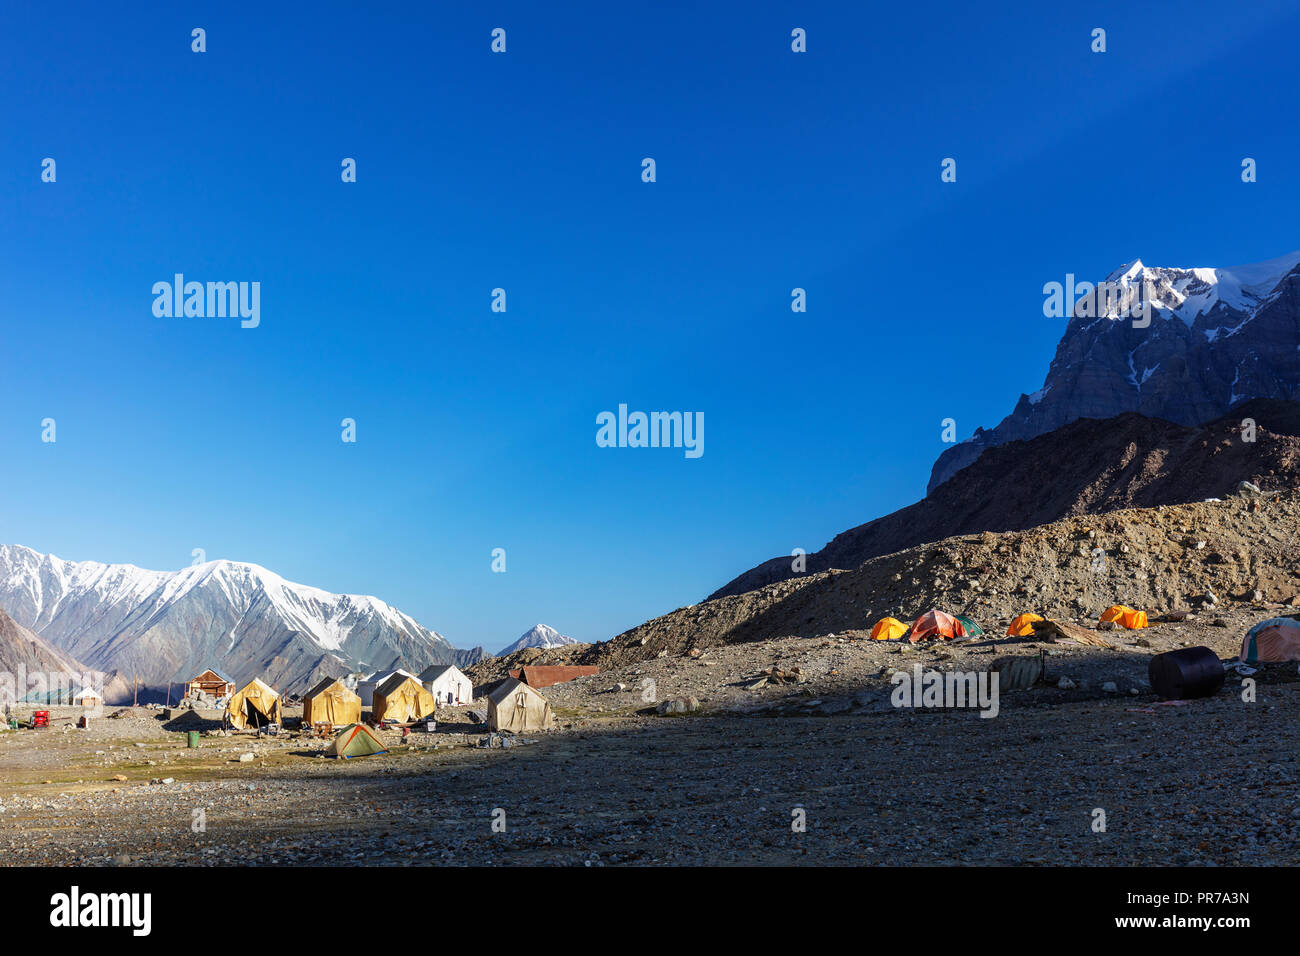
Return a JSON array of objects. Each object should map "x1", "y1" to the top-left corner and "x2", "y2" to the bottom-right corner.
[
  {"x1": 869, "y1": 604, "x2": 1154, "y2": 644},
  {"x1": 868, "y1": 609, "x2": 987, "y2": 643},
  {"x1": 227, "y1": 667, "x2": 478, "y2": 731},
  {"x1": 213, "y1": 660, "x2": 556, "y2": 752},
  {"x1": 870, "y1": 606, "x2": 1300, "y2": 670}
]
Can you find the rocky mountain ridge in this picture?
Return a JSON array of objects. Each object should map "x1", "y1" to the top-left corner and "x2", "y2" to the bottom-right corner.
[{"x1": 929, "y1": 252, "x2": 1300, "y2": 491}]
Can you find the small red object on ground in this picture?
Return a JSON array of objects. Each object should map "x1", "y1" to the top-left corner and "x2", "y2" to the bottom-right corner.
[{"x1": 32, "y1": 710, "x2": 49, "y2": 728}]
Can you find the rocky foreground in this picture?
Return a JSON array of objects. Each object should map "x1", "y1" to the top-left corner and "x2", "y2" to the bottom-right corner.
[
  {"x1": 2, "y1": 491, "x2": 1297, "y2": 866},
  {"x1": 0, "y1": 599, "x2": 1295, "y2": 866}
]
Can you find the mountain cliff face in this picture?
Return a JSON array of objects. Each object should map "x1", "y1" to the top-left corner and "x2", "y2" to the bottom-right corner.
[
  {"x1": 0, "y1": 605, "x2": 88, "y2": 682},
  {"x1": 929, "y1": 252, "x2": 1300, "y2": 492},
  {"x1": 709, "y1": 400, "x2": 1300, "y2": 600},
  {"x1": 0, "y1": 545, "x2": 470, "y2": 692}
]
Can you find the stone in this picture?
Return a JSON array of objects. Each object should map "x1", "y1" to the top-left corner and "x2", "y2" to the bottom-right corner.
[{"x1": 656, "y1": 697, "x2": 701, "y2": 716}]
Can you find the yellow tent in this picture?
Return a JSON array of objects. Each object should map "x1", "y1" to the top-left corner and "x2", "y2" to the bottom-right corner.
[
  {"x1": 226, "y1": 678, "x2": 281, "y2": 730},
  {"x1": 487, "y1": 678, "x2": 554, "y2": 732},
  {"x1": 1101, "y1": 605, "x2": 1149, "y2": 630},
  {"x1": 372, "y1": 673, "x2": 436, "y2": 723},
  {"x1": 302, "y1": 677, "x2": 362, "y2": 727},
  {"x1": 1006, "y1": 613, "x2": 1045, "y2": 637},
  {"x1": 870, "y1": 617, "x2": 908, "y2": 641}
]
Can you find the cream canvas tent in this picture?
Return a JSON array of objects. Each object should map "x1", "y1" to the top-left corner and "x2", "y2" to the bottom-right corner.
[
  {"x1": 302, "y1": 677, "x2": 362, "y2": 727},
  {"x1": 372, "y1": 672, "x2": 436, "y2": 723},
  {"x1": 418, "y1": 664, "x2": 473, "y2": 706},
  {"x1": 487, "y1": 678, "x2": 554, "y2": 732},
  {"x1": 357, "y1": 668, "x2": 416, "y2": 708},
  {"x1": 226, "y1": 678, "x2": 281, "y2": 730}
]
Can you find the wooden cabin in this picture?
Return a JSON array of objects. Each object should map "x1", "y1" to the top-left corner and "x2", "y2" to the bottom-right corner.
[{"x1": 185, "y1": 668, "x2": 236, "y2": 702}]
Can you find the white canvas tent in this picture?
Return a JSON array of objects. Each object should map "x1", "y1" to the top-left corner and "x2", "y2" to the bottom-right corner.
[
  {"x1": 73, "y1": 687, "x2": 103, "y2": 707},
  {"x1": 418, "y1": 664, "x2": 473, "y2": 706},
  {"x1": 487, "y1": 678, "x2": 554, "y2": 732}
]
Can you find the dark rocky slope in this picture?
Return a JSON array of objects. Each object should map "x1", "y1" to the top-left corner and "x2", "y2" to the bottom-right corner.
[{"x1": 711, "y1": 399, "x2": 1300, "y2": 601}]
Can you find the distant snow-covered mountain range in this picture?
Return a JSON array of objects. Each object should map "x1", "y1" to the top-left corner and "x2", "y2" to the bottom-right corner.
[
  {"x1": 0, "y1": 544, "x2": 482, "y2": 693},
  {"x1": 497, "y1": 623, "x2": 579, "y2": 657}
]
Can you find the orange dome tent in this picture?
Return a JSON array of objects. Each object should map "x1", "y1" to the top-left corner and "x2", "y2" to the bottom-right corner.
[
  {"x1": 908, "y1": 610, "x2": 967, "y2": 643},
  {"x1": 870, "y1": 617, "x2": 909, "y2": 641},
  {"x1": 1101, "y1": 605, "x2": 1149, "y2": 630},
  {"x1": 1007, "y1": 613, "x2": 1044, "y2": 637}
]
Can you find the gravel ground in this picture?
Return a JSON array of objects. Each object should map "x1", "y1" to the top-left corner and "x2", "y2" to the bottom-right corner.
[{"x1": 0, "y1": 605, "x2": 1293, "y2": 866}]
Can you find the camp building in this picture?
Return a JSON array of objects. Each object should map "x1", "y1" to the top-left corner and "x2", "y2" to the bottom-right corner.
[
  {"x1": 357, "y1": 669, "x2": 416, "y2": 708},
  {"x1": 371, "y1": 673, "x2": 436, "y2": 723},
  {"x1": 185, "y1": 668, "x2": 236, "y2": 702},
  {"x1": 72, "y1": 687, "x2": 103, "y2": 708},
  {"x1": 418, "y1": 664, "x2": 473, "y2": 706},
  {"x1": 507, "y1": 665, "x2": 599, "y2": 690},
  {"x1": 226, "y1": 678, "x2": 281, "y2": 730},
  {"x1": 302, "y1": 677, "x2": 362, "y2": 727},
  {"x1": 487, "y1": 678, "x2": 554, "y2": 732}
]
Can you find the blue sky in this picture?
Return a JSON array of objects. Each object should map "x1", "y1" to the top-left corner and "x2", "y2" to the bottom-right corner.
[{"x1": 3, "y1": 1, "x2": 1299, "y2": 651}]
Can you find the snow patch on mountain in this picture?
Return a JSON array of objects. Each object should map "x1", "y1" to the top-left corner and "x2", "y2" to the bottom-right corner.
[{"x1": 1101, "y1": 251, "x2": 1300, "y2": 328}]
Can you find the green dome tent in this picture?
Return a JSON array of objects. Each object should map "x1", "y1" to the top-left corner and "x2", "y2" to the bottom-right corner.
[{"x1": 330, "y1": 723, "x2": 388, "y2": 759}]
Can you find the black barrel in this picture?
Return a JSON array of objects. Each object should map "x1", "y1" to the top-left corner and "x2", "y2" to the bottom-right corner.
[{"x1": 1148, "y1": 646, "x2": 1225, "y2": 700}]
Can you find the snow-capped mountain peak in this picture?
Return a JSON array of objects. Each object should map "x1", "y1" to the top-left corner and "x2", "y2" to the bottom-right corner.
[
  {"x1": 929, "y1": 248, "x2": 1300, "y2": 493},
  {"x1": 1094, "y1": 251, "x2": 1300, "y2": 328},
  {"x1": 497, "y1": 623, "x2": 579, "y2": 657},
  {"x1": 0, "y1": 544, "x2": 469, "y2": 692}
]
